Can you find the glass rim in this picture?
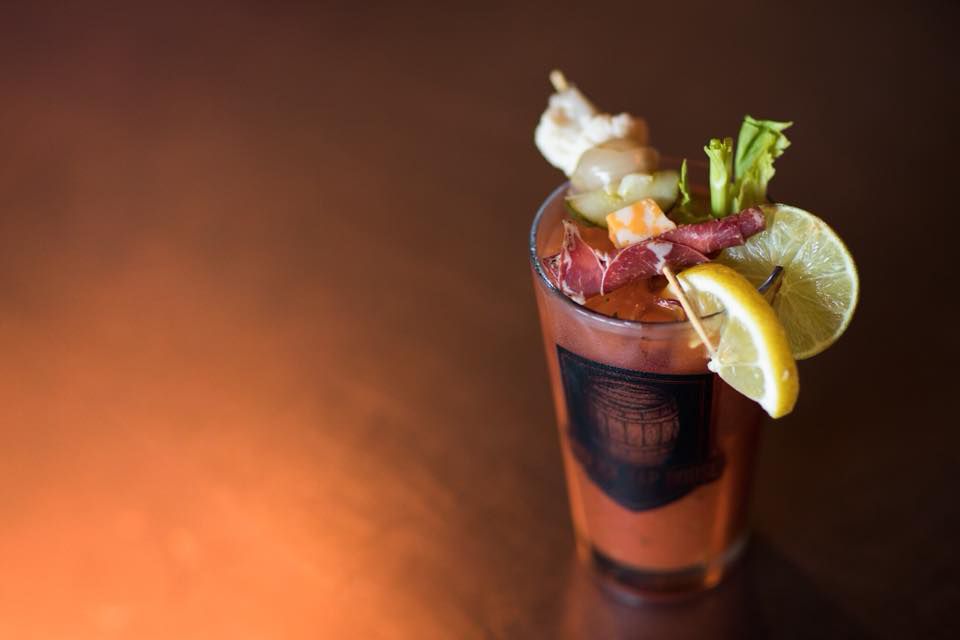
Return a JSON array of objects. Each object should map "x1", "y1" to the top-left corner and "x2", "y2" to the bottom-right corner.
[{"x1": 528, "y1": 181, "x2": 779, "y2": 330}]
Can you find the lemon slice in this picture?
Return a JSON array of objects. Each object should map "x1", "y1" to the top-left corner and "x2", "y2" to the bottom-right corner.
[
  {"x1": 678, "y1": 263, "x2": 799, "y2": 418},
  {"x1": 717, "y1": 204, "x2": 859, "y2": 359}
]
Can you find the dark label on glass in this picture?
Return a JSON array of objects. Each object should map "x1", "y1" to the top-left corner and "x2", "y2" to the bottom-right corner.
[{"x1": 557, "y1": 346, "x2": 724, "y2": 512}]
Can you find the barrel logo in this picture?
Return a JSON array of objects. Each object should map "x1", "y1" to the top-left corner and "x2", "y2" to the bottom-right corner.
[{"x1": 557, "y1": 346, "x2": 724, "y2": 512}]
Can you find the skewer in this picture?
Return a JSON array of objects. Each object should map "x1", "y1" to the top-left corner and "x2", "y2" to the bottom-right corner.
[
  {"x1": 549, "y1": 69, "x2": 568, "y2": 92},
  {"x1": 662, "y1": 265, "x2": 719, "y2": 360}
]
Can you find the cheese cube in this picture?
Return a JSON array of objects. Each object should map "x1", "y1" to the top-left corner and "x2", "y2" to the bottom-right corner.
[{"x1": 606, "y1": 198, "x2": 677, "y2": 248}]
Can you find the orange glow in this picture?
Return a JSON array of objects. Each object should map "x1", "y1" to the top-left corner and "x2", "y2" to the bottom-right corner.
[{"x1": 0, "y1": 83, "x2": 464, "y2": 637}]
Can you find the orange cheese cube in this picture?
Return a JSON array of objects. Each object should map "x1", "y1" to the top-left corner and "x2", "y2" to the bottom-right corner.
[{"x1": 605, "y1": 198, "x2": 677, "y2": 248}]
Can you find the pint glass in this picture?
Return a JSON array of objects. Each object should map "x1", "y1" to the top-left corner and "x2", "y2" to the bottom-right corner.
[{"x1": 530, "y1": 183, "x2": 764, "y2": 599}]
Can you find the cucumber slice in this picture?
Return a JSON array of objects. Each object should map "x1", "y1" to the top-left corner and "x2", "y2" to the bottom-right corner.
[
  {"x1": 565, "y1": 170, "x2": 680, "y2": 228},
  {"x1": 563, "y1": 198, "x2": 604, "y2": 227},
  {"x1": 619, "y1": 171, "x2": 680, "y2": 210},
  {"x1": 564, "y1": 189, "x2": 620, "y2": 226}
]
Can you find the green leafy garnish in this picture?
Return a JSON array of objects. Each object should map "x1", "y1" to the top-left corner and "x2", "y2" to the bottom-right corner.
[
  {"x1": 700, "y1": 116, "x2": 793, "y2": 217},
  {"x1": 704, "y1": 137, "x2": 734, "y2": 218},
  {"x1": 732, "y1": 116, "x2": 792, "y2": 210},
  {"x1": 735, "y1": 116, "x2": 792, "y2": 179},
  {"x1": 669, "y1": 159, "x2": 711, "y2": 224},
  {"x1": 678, "y1": 159, "x2": 692, "y2": 208}
]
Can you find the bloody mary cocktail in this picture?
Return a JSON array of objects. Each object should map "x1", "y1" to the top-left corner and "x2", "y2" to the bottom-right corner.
[
  {"x1": 528, "y1": 70, "x2": 859, "y2": 599},
  {"x1": 531, "y1": 184, "x2": 762, "y2": 597}
]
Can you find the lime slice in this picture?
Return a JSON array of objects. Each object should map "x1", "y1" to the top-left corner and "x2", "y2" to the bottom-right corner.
[
  {"x1": 678, "y1": 263, "x2": 799, "y2": 418},
  {"x1": 717, "y1": 204, "x2": 859, "y2": 360}
]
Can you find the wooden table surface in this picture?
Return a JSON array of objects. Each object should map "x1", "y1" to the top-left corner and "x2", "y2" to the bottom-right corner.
[{"x1": 1, "y1": 2, "x2": 956, "y2": 638}]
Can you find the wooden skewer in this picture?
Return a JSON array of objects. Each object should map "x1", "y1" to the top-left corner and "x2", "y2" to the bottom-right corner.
[
  {"x1": 549, "y1": 69, "x2": 568, "y2": 92},
  {"x1": 662, "y1": 265, "x2": 719, "y2": 360}
]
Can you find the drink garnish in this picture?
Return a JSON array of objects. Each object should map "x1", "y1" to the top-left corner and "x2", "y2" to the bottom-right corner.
[
  {"x1": 677, "y1": 264, "x2": 800, "y2": 418},
  {"x1": 702, "y1": 118, "x2": 792, "y2": 217},
  {"x1": 534, "y1": 71, "x2": 651, "y2": 176},
  {"x1": 670, "y1": 159, "x2": 712, "y2": 224},
  {"x1": 705, "y1": 137, "x2": 735, "y2": 217},
  {"x1": 570, "y1": 140, "x2": 660, "y2": 192},
  {"x1": 552, "y1": 220, "x2": 606, "y2": 304},
  {"x1": 534, "y1": 70, "x2": 858, "y2": 417},
  {"x1": 543, "y1": 209, "x2": 766, "y2": 299},
  {"x1": 565, "y1": 170, "x2": 680, "y2": 226},
  {"x1": 733, "y1": 117, "x2": 792, "y2": 210},
  {"x1": 717, "y1": 204, "x2": 859, "y2": 359},
  {"x1": 659, "y1": 207, "x2": 765, "y2": 254},
  {"x1": 602, "y1": 241, "x2": 709, "y2": 295},
  {"x1": 605, "y1": 198, "x2": 676, "y2": 248}
]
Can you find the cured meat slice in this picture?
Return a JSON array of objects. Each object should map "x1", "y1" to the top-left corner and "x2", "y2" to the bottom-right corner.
[
  {"x1": 735, "y1": 207, "x2": 766, "y2": 237},
  {"x1": 555, "y1": 220, "x2": 607, "y2": 303},
  {"x1": 541, "y1": 253, "x2": 562, "y2": 283},
  {"x1": 601, "y1": 240, "x2": 709, "y2": 294},
  {"x1": 661, "y1": 217, "x2": 743, "y2": 253},
  {"x1": 660, "y1": 207, "x2": 766, "y2": 253},
  {"x1": 541, "y1": 208, "x2": 766, "y2": 303}
]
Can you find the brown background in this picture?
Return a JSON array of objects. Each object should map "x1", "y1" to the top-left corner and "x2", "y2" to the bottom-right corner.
[{"x1": 0, "y1": 1, "x2": 957, "y2": 638}]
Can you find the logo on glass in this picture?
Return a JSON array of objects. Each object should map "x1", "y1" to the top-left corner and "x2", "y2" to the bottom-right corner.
[{"x1": 557, "y1": 346, "x2": 724, "y2": 512}]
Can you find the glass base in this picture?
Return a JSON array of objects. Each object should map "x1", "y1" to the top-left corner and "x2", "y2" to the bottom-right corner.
[{"x1": 580, "y1": 533, "x2": 749, "y2": 604}]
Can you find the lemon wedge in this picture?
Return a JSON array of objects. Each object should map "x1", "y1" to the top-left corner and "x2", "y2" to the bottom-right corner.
[{"x1": 678, "y1": 263, "x2": 799, "y2": 418}]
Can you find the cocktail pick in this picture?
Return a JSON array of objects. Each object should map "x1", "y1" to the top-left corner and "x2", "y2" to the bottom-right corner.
[
  {"x1": 662, "y1": 265, "x2": 719, "y2": 360},
  {"x1": 549, "y1": 69, "x2": 568, "y2": 92}
]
